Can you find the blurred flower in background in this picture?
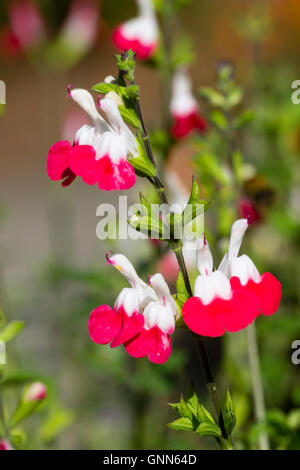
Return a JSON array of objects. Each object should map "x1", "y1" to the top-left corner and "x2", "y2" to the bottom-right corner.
[
  {"x1": 112, "y1": 0, "x2": 159, "y2": 59},
  {"x1": 170, "y1": 68, "x2": 207, "y2": 139}
]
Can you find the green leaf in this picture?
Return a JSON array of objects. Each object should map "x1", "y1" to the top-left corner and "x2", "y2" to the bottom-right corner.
[
  {"x1": 128, "y1": 134, "x2": 157, "y2": 178},
  {"x1": 197, "y1": 153, "x2": 229, "y2": 184},
  {"x1": 92, "y1": 82, "x2": 118, "y2": 95},
  {"x1": 179, "y1": 395, "x2": 194, "y2": 420},
  {"x1": 188, "y1": 176, "x2": 200, "y2": 205},
  {"x1": 224, "y1": 390, "x2": 236, "y2": 436},
  {"x1": 167, "y1": 417, "x2": 194, "y2": 432},
  {"x1": 92, "y1": 82, "x2": 139, "y2": 101},
  {"x1": 232, "y1": 109, "x2": 254, "y2": 129},
  {"x1": 186, "y1": 393, "x2": 199, "y2": 418},
  {"x1": 119, "y1": 105, "x2": 140, "y2": 128},
  {"x1": 199, "y1": 87, "x2": 225, "y2": 107},
  {"x1": 181, "y1": 199, "x2": 211, "y2": 227},
  {"x1": 176, "y1": 271, "x2": 189, "y2": 301},
  {"x1": 128, "y1": 154, "x2": 157, "y2": 178},
  {"x1": 1, "y1": 370, "x2": 35, "y2": 387},
  {"x1": 226, "y1": 86, "x2": 243, "y2": 108},
  {"x1": 210, "y1": 110, "x2": 227, "y2": 130},
  {"x1": 196, "y1": 421, "x2": 222, "y2": 437},
  {"x1": 10, "y1": 400, "x2": 42, "y2": 428},
  {"x1": 0, "y1": 321, "x2": 25, "y2": 343},
  {"x1": 128, "y1": 213, "x2": 168, "y2": 239},
  {"x1": 287, "y1": 409, "x2": 300, "y2": 430},
  {"x1": 197, "y1": 404, "x2": 216, "y2": 424},
  {"x1": 139, "y1": 192, "x2": 152, "y2": 215},
  {"x1": 168, "y1": 401, "x2": 181, "y2": 413},
  {"x1": 174, "y1": 293, "x2": 188, "y2": 310}
]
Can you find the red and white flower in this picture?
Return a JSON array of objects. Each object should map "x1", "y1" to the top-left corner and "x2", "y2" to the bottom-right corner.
[
  {"x1": 170, "y1": 68, "x2": 207, "y2": 139},
  {"x1": 47, "y1": 88, "x2": 138, "y2": 190},
  {"x1": 218, "y1": 218, "x2": 281, "y2": 317},
  {"x1": 182, "y1": 235, "x2": 259, "y2": 337},
  {"x1": 88, "y1": 253, "x2": 178, "y2": 364},
  {"x1": 112, "y1": 0, "x2": 158, "y2": 60}
]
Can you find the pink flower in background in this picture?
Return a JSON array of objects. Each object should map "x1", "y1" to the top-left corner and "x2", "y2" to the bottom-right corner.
[
  {"x1": 112, "y1": 0, "x2": 158, "y2": 60},
  {"x1": 59, "y1": 0, "x2": 99, "y2": 56},
  {"x1": 24, "y1": 382, "x2": 47, "y2": 402},
  {"x1": 0, "y1": 439, "x2": 13, "y2": 450},
  {"x1": 89, "y1": 253, "x2": 178, "y2": 364},
  {"x1": 47, "y1": 88, "x2": 138, "y2": 191},
  {"x1": 219, "y1": 219, "x2": 281, "y2": 317},
  {"x1": 9, "y1": 0, "x2": 45, "y2": 50},
  {"x1": 0, "y1": 26, "x2": 22, "y2": 60},
  {"x1": 170, "y1": 68, "x2": 207, "y2": 139},
  {"x1": 238, "y1": 196, "x2": 261, "y2": 225},
  {"x1": 182, "y1": 234, "x2": 258, "y2": 337}
]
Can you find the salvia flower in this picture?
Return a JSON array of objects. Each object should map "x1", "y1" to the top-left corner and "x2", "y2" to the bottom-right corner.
[
  {"x1": 88, "y1": 253, "x2": 178, "y2": 364},
  {"x1": 182, "y1": 220, "x2": 281, "y2": 337},
  {"x1": 0, "y1": 439, "x2": 13, "y2": 450},
  {"x1": 170, "y1": 68, "x2": 207, "y2": 139},
  {"x1": 112, "y1": 0, "x2": 158, "y2": 60},
  {"x1": 219, "y1": 219, "x2": 281, "y2": 317},
  {"x1": 47, "y1": 88, "x2": 138, "y2": 190}
]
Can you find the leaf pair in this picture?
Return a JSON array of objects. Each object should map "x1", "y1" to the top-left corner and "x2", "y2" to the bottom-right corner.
[{"x1": 168, "y1": 385, "x2": 236, "y2": 445}]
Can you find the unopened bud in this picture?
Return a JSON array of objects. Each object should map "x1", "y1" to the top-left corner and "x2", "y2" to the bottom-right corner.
[
  {"x1": 24, "y1": 382, "x2": 47, "y2": 402},
  {"x1": 0, "y1": 439, "x2": 13, "y2": 450},
  {"x1": 104, "y1": 75, "x2": 117, "y2": 84}
]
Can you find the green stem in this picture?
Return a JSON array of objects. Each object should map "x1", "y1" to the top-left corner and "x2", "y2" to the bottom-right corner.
[
  {"x1": 0, "y1": 379, "x2": 7, "y2": 438},
  {"x1": 246, "y1": 323, "x2": 269, "y2": 450}
]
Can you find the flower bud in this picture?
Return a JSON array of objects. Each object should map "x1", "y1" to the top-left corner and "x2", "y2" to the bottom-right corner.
[
  {"x1": 0, "y1": 439, "x2": 13, "y2": 450},
  {"x1": 24, "y1": 382, "x2": 47, "y2": 402}
]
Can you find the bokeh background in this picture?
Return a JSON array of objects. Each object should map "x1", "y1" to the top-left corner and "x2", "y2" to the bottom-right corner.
[{"x1": 1, "y1": 0, "x2": 300, "y2": 450}]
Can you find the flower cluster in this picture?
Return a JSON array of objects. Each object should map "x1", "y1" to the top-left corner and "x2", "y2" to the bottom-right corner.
[
  {"x1": 182, "y1": 219, "x2": 281, "y2": 337},
  {"x1": 88, "y1": 253, "x2": 178, "y2": 364},
  {"x1": 112, "y1": 0, "x2": 158, "y2": 60},
  {"x1": 89, "y1": 220, "x2": 281, "y2": 363},
  {"x1": 47, "y1": 88, "x2": 138, "y2": 191},
  {"x1": 170, "y1": 68, "x2": 207, "y2": 139}
]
